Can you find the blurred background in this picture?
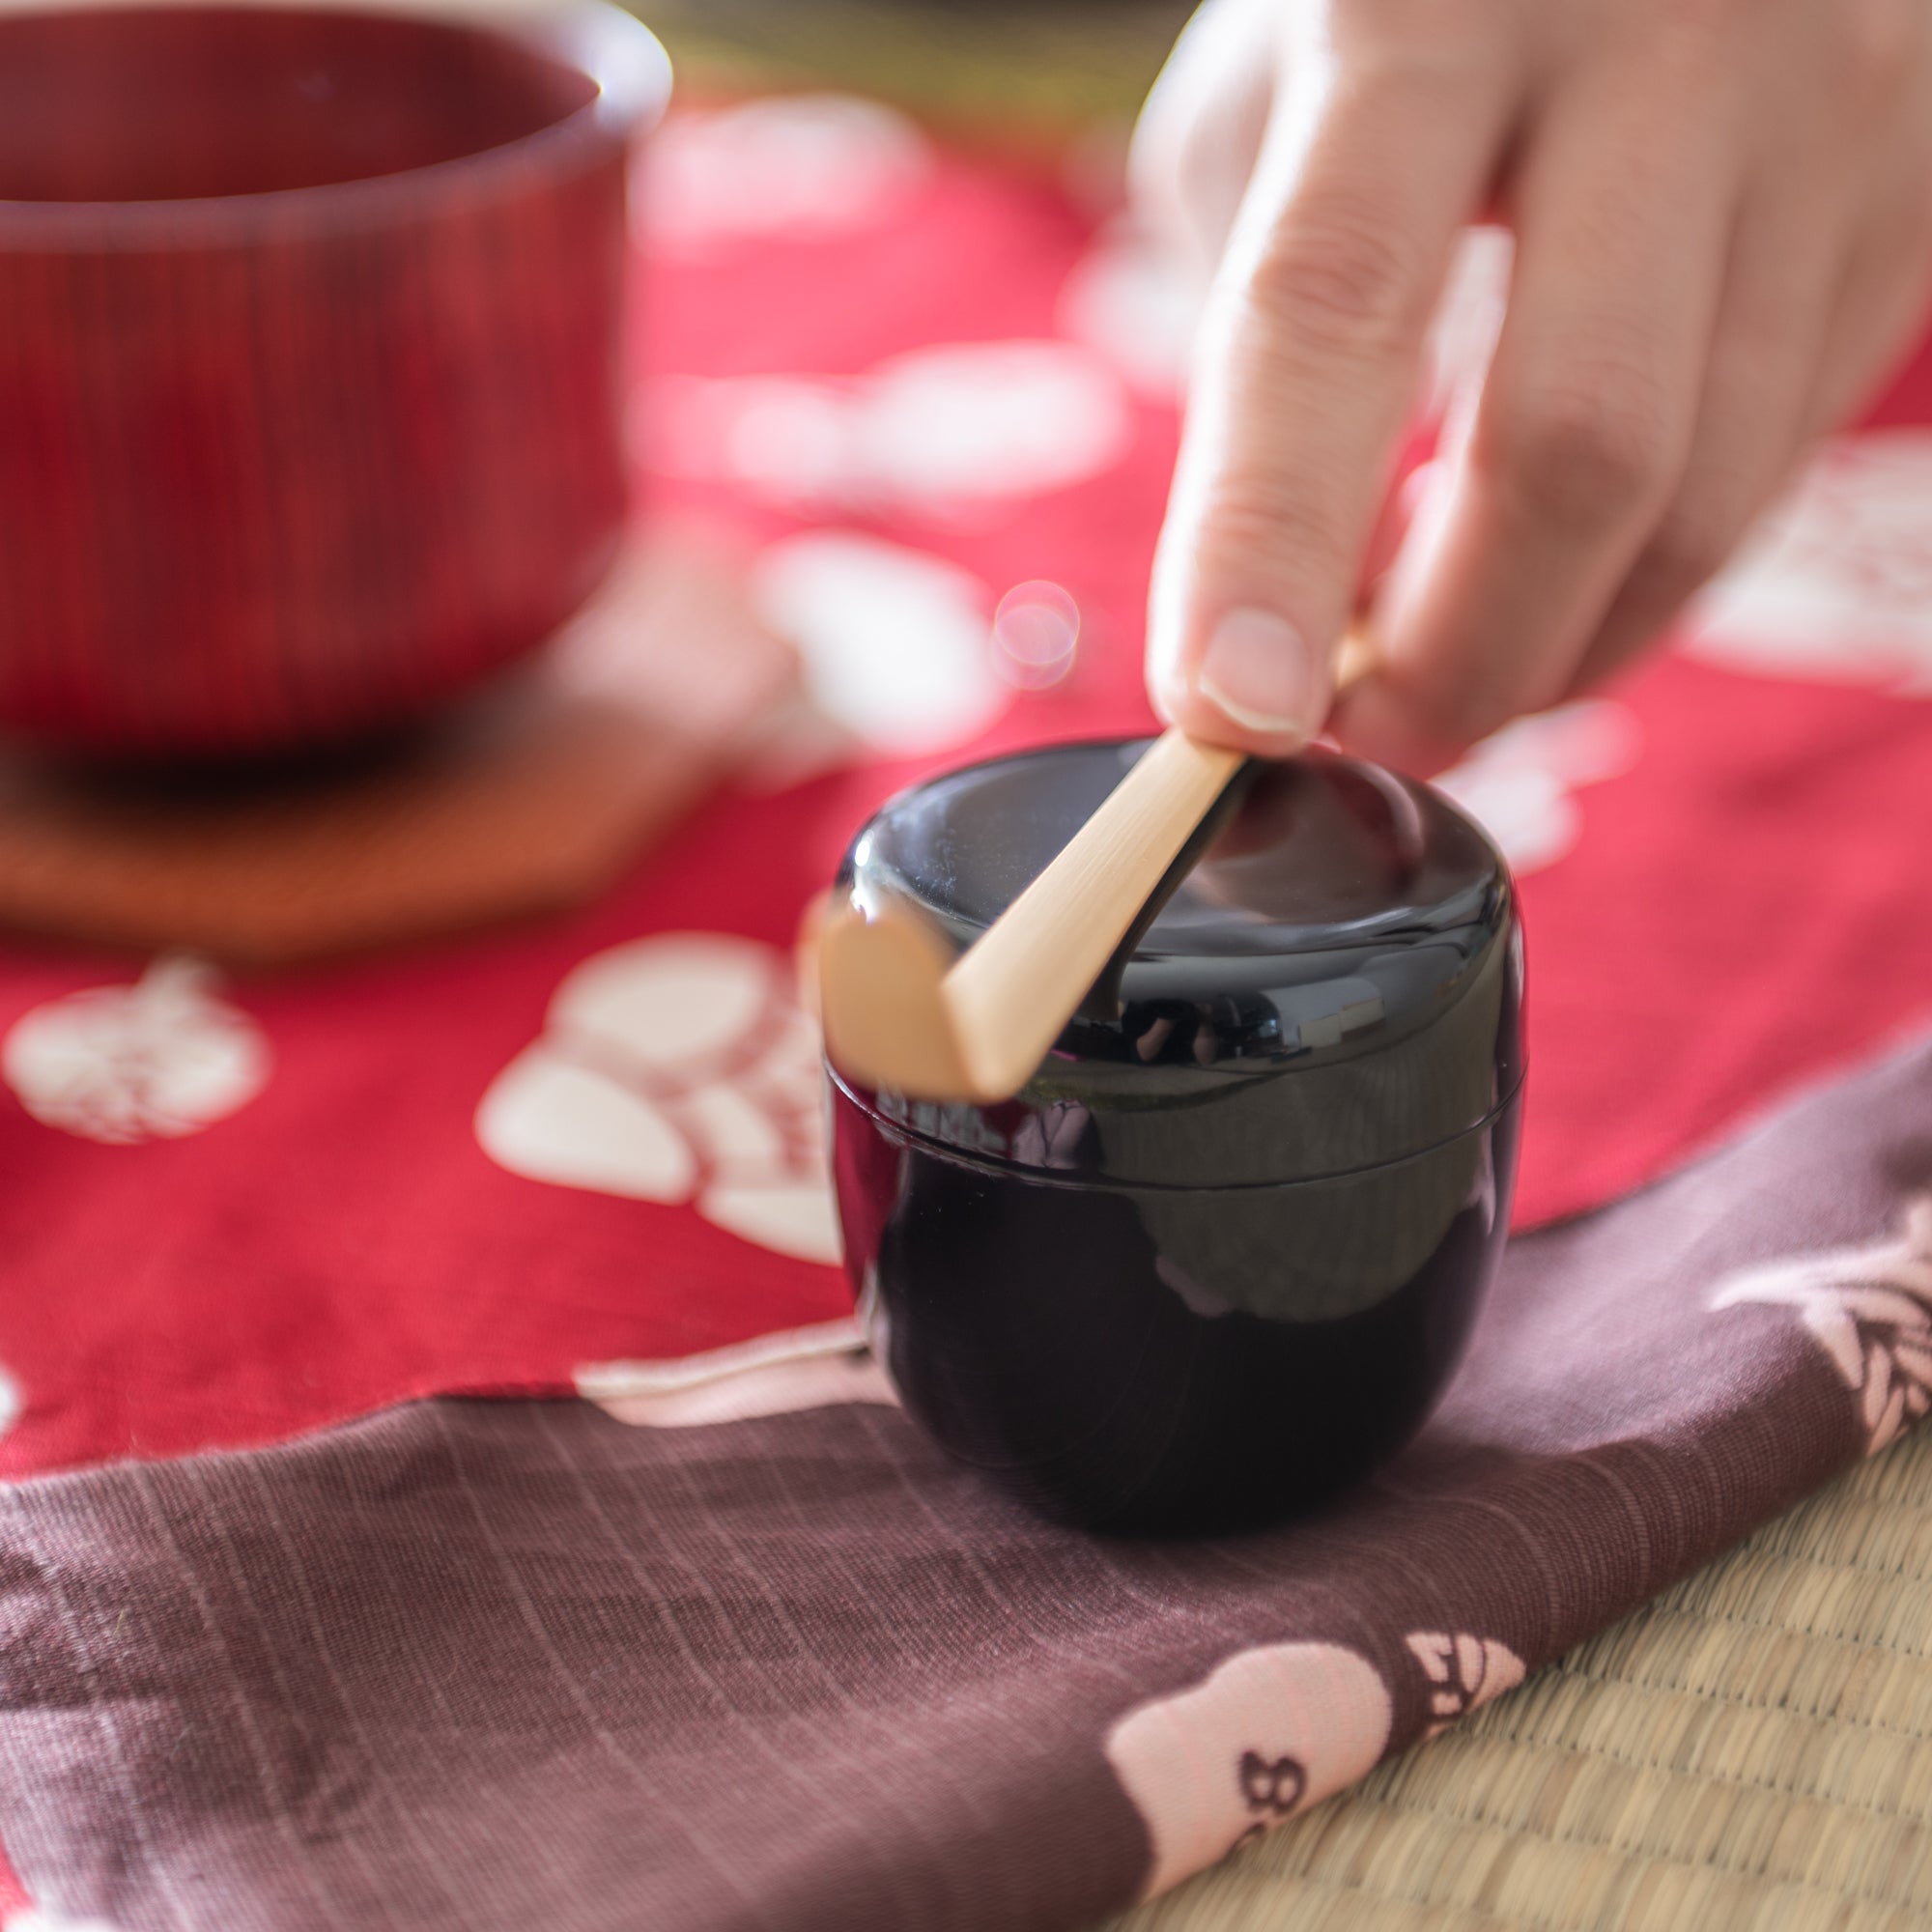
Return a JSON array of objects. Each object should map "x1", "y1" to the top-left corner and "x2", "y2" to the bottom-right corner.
[{"x1": 630, "y1": 0, "x2": 1191, "y2": 152}]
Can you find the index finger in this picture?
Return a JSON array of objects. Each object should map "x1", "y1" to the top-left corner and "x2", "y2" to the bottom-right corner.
[{"x1": 1149, "y1": 17, "x2": 1520, "y2": 754}]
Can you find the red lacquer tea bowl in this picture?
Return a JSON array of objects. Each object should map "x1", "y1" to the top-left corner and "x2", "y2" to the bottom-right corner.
[{"x1": 0, "y1": 2, "x2": 668, "y2": 756}]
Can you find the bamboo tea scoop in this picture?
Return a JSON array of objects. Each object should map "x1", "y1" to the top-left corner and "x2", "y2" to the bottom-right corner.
[{"x1": 819, "y1": 629, "x2": 1375, "y2": 1104}]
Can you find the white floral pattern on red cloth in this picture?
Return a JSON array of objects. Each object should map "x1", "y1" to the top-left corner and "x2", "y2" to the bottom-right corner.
[
  {"x1": 639, "y1": 97, "x2": 933, "y2": 255},
  {"x1": 1104, "y1": 1643, "x2": 1392, "y2": 1898},
  {"x1": 650, "y1": 339, "x2": 1133, "y2": 521},
  {"x1": 578, "y1": 1318, "x2": 894, "y2": 1429},
  {"x1": 1713, "y1": 1198, "x2": 1932, "y2": 1455},
  {"x1": 1056, "y1": 219, "x2": 1204, "y2": 401},
  {"x1": 1688, "y1": 431, "x2": 1932, "y2": 694},
  {"x1": 1433, "y1": 699, "x2": 1643, "y2": 876},
  {"x1": 748, "y1": 531, "x2": 1009, "y2": 766},
  {"x1": 1404, "y1": 1630, "x2": 1528, "y2": 1738},
  {"x1": 2, "y1": 957, "x2": 270, "y2": 1146},
  {"x1": 475, "y1": 934, "x2": 838, "y2": 1265}
]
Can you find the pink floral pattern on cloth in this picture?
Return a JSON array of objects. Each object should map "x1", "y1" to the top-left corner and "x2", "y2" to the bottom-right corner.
[
  {"x1": 1100, "y1": 1622, "x2": 1524, "y2": 1892},
  {"x1": 1105, "y1": 1644, "x2": 1393, "y2": 1896},
  {"x1": 1714, "y1": 1198, "x2": 1932, "y2": 1454},
  {"x1": 1405, "y1": 1630, "x2": 1528, "y2": 1737}
]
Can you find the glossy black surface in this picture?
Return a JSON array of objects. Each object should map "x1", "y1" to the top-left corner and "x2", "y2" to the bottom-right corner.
[
  {"x1": 829, "y1": 740, "x2": 1525, "y2": 1534},
  {"x1": 835, "y1": 1086, "x2": 1519, "y2": 1535},
  {"x1": 844, "y1": 742, "x2": 1521, "y2": 1184}
]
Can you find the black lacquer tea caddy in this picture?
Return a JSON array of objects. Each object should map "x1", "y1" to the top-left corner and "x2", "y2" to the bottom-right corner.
[{"x1": 828, "y1": 740, "x2": 1523, "y2": 1535}]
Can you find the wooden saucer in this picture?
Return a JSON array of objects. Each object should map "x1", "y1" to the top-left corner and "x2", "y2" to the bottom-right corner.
[{"x1": 0, "y1": 528, "x2": 802, "y2": 968}]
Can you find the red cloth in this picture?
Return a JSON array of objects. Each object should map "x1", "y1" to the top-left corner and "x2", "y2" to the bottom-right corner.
[
  {"x1": 0, "y1": 1849, "x2": 27, "y2": 1920},
  {"x1": 4, "y1": 119, "x2": 1932, "y2": 1478}
]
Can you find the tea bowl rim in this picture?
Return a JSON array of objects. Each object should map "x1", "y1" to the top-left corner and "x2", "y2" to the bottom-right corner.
[{"x1": 0, "y1": 0, "x2": 671, "y2": 249}]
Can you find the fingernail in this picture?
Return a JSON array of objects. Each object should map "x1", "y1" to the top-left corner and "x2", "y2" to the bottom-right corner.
[{"x1": 1195, "y1": 608, "x2": 1316, "y2": 737}]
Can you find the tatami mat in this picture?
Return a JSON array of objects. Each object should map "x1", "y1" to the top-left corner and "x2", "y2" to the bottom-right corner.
[
  {"x1": 639, "y1": 0, "x2": 1187, "y2": 139},
  {"x1": 1113, "y1": 1430, "x2": 1932, "y2": 1932}
]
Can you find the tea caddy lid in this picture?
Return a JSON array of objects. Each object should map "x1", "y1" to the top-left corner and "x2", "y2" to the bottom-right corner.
[{"x1": 835, "y1": 739, "x2": 1523, "y2": 1187}]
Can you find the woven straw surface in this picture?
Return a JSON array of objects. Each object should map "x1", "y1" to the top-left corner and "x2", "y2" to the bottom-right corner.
[
  {"x1": 1110, "y1": 1427, "x2": 1932, "y2": 1932},
  {"x1": 639, "y1": 0, "x2": 1188, "y2": 138}
]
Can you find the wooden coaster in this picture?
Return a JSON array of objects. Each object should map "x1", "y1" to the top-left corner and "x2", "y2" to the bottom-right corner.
[{"x1": 0, "y1": 527, "x2": 802, "y2": 968}]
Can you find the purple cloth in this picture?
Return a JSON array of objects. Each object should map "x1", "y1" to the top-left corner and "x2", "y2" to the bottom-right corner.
[{"x1": 5, "y1": 1034, "x2": 1930, "y2": 1929}]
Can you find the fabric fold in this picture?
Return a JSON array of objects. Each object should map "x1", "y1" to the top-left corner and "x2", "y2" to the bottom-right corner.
[{"x1": 3, "y1": 1030, "x2": 1930, "y2": 1931}]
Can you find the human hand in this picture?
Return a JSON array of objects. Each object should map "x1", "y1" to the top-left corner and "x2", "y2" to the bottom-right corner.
[{"x1": 1135, "y1": 0, "x2": 1932, "y2": 770}]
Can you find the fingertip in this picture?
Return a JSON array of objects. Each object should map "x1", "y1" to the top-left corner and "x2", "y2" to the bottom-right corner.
[
  {"x1": 1158, "y1": 682, "x2": 1310, "y2": 759},
  {"x1": 1153, "y1": 606, "x2": 1334, "y2": 757}
]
